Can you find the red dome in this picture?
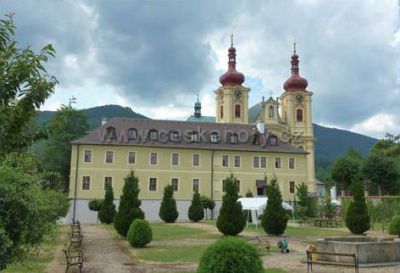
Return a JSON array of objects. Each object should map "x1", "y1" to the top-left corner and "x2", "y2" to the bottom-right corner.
[
  {"x1": 283, "y1": 51, "x2": 308, "y2": 91},
  {"x1": 219, "y1": 46, "x2": 245, "y2": 86}
]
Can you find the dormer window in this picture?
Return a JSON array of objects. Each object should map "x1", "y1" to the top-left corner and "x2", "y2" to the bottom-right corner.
[
  {"x1": 269, "y1": 135, "x2": 278, "y2": 146},
  {"x1": 191, "y1": 132, "x2": 199, "y2": 142},
  {"x1": 149, "y1": 129, "x2": 158, "y2": 141},
  {"x1": 269, "y1": 106, "x2": 274, "y2": 118},
  {"x1": 128, "y1": 128, "x2": 137, "y2": 140},
  {"x1": 230, "y1": 133, "x2": 238, "y2": 144},
  {"x1": 210, "y1": 132, "x2": 219, "y2": 143},
  {"x1": 170, "y1": 131, "x2": 180, "y2": 142},
  {"x1": 106, "y1": 126, "x2": 117, "y2": 140}
]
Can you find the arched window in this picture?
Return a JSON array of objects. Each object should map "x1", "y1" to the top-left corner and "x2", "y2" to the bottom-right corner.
[
  {"x1": 269, "y1": 106, "x2": 274, "y2": 118},
  {"x1": 127, "y1": 128, "x2": 137, "y2": 140},
  {"x1": 148, "y1": 129, "x2": 158, "y2": 141},
  {"x1": 235, "y1": 104, "x2": 241, "y2": 118},
  {"x1": 191, "y1": 131, "x2": 199, "y2": 142},
  {"x1": 220, "y1": 106, "x2": 224, "y2": 119},
  {"x1": 170, "y1": 131, "x2": 180, "y2": 142},
  {"x1": 210, "y1": 132, "x2": 219, "y2": 143},
  {"x1": 269, "y1": 135, "x2": 278, "y2": 146},
  {"x1": 296, "y1": 109, "x2": 303, "y2": 122},
  {"x1": 106, "y1": 126, "x2": 117, "y2": 139}
]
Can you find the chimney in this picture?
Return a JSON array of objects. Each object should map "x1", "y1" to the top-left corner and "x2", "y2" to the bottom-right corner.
[{"x1": 101, "y1": 117, "x2": 107, "y2": 126}]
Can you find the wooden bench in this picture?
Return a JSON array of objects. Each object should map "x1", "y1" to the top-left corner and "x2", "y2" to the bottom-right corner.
[
  {"x1": 64, "y1": 249, "x2": 83, "y2": 273},
  {"x1": 306, "y1": 250, "x2": 359, "y2": 273},
  {"x1": 256, "y1": 236, "x2": 270, "y2": 254}
]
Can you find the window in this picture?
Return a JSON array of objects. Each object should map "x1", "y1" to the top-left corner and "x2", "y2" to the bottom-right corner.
[
  {"x1": 269, "y1": 135, "x2": 278, "y2": 146},
  {"x1": 192, "y1": 178, "x2": 200, "y2": 192},
  {"x1": 260, "y1": 156, "x2": 267, "y2": 168},
  {"x1": 297, "y1": 109, "x2": 303, "y2": 122},
  {"x1": 105, "y1": 151, "x2": 114, "y2": 164},
  {"x1": 211, "y1": 132, "x2": 219, "y2": 143},
  {"x1": 275, "y1": 157, "x2": 281, "y2": 169},
  {"x1": 289, "y1": 158, "x2": 295, "y2": 169},
  {"x1": 150, "y1": 152, "x2": 158, "y2": 165},
  {"x1": 170, "y1": 131, "x2": 179, "y2": 141},
  {"x1": 235, "y1": 104, "x2": 241, "y2": 118},
  {"x1": 193, "y1": 154, "x2": 200, "y2": 166},
  {"x1": 223, "y1": 179, "x2": 240, "y2": 192},
  {"x1": 290, "y1": 181, "x2": 295, "y2": 194},
  {"x1": 220, "y1": 106, "x2": 224, "y2": 119},
  {"x1": 82, "y1": 176, "x2": 90, "y2": 190},
  {"x1": 128, "y1": 151, "x2": 136, "y2": 164},
  {"x1": 149, "y1": 129, "x2": 158, "y2": 141},
  {"x1": 149, "y1": 178, "x2": 157, "y2": 191},
  {"x1": 171, "y1": 153, "x2": 179, "y2": 166},
  {"x1": 106, "y1": 126, "x2": 117, "y2": 139},
  {"x1": 253, "y1": 156, "x2": 260, "y2": 168},
  {"x1": 298, "y1": 146, "x2": 304, "y2": 150},
  {"x1": 171, "y1": 178, "x2": 179, "y2": 191},
  {"x1": 84, "y1": 150, "x2": 92, "y2": 162},
  {"x1": 191, "y1": 132, "x2": 199, "y2": 142},
  {"x1": 104, "y1": 177, "x2": 112, "y2": 190},
  {"x1": 128, "y1": 128, "x2": 137, "y2": 140},
  {"x1": 230, "y1": 133, "x2": 238, "y2": 144},
  {"x1": 269, "y1": 106, "x2": 274, "y2": 118},
  {"x1": 234, "y1": 156, "x2": 240, "y2": 167},
  {"x1": 222, "y1": 155, "x2": 229, "y2": 167}
]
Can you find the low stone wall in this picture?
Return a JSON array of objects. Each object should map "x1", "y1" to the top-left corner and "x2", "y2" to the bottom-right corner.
[{"x1": 316, "y1": 237, "x2": 400, "y2": 264}]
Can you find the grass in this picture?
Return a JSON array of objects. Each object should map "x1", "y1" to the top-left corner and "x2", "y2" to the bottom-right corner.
[
  {"x1": 150, "y1": 223, "x2": 221, "y2": 241},
  {"x1": 135, "y1": 244, "x2": 208, "y2": 263},
  {"x1": 3, "y1": 226, "x2": 63, "y2": 273}
]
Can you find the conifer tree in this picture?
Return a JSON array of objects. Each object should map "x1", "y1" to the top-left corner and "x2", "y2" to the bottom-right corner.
[
  {"x1": 261, "y1": 177, "x2": 288, "y2": 235},
  {"x1": 188, "y1": 191, "x2": 204, "y2": 222},
  {"x1": 159, "y1": 185, "x2": 179, "y2": 223},
  {"x1": 345, "y1": 176, "x2": 370, "y2": 234},
  {"x1": 216, "y1": 174, "x2": 246, "y2": 236},
  {"x1": 114, "y1": 171, "x2": 145, "y2": 237},
  {"x1": 98, "y1": 184, "x2": 116, "y2": 224}
]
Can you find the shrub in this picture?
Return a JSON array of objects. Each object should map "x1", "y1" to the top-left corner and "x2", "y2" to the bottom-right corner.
[
  {"x1": 98, "y1": 184, "x2": 116, "y2": 224},
  {"x1": 159, "y1": 185, "x2": 179, "y2": 223},
  {"x1": 216, "y1": 174, "x2": 246, "y2": 236},
  {"x1": 345, "y1": 177, "x2": 370, "y2": 234},
  {"x1": 114, "y1": 171, "x2": 145, "y2": 237},
  {"x1": 88, "y1": 199, "x2": 102, "y2": 212},
  {"x1": 197, "y1": 237, "x2": 263, "y2": 273},
  {"x1": 261, "y1": 177, "x2": 288, "y2": 235},
  {"x1": 389, "y1": 216, "x2": 400, "y2": 237},
  {"x1": 127, "y1": 219, "x2": 152, "y2": 248},
  {"x1": 188, "y1": 191, "x2": 204, "y2": 222},
  {"x1": 201, "y1": 195, "x2": 216, "y2": 220}
]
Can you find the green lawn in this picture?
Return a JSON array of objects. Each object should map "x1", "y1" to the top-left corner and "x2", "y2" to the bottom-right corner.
[
  {"x1": 135, "y1": 244, "x2": 208, "y2": 263},
  {"x1": 151, "y1": 223, "x2": 221, "y2": 241}
]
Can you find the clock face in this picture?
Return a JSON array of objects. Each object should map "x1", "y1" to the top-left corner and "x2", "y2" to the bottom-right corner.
[
  {"x1": 295, "y1": 94, "x2": 304, "y2": 104},
  {"x1": 234, "y1": 90, "x2": 242, "y2": 99}
]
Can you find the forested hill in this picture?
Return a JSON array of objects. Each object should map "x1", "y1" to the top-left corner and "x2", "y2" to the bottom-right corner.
[{"x1": 36, "y1": 105, "x2": 378, "y2": 163}]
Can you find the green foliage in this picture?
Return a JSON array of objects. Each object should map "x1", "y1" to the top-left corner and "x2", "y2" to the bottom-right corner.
[
  {"x1": 88, "y1": 199, "x2": 102, "y2": 212},
  {"x1": 114, "y1": 171, "x2": 145, "y2": 237},
  {"x1": 98, "y1": 184, "x2": 116, "y2": 224},
  {"x1": 127, "y1": 219, "x2": 152, "y2": 248},
  {"x1": 362, "y1": 154, "x2": 399, "y2": 195},
  {"x1": 216, "y1": 174, "x2": 246, "y2": 236},
  {"x1": 345, "y1": 178, "x2": 370, "y2": 234},
  {"x1": 320, "y1": 194, "x2": 336, "y2": 219},
  {"x1": 0, "y1": 153, "x2": 69, "y2": 270},
  {"x1": 188, "y1": 191, "x2": 204, "y2": 222},
  {"x1": 331, "y1": 155, "x2": 362, "y2": 191},
  {"x1": 295, "y1": 183, "x2": 316, "y2": 219},
  {"x1": 261, "y1": 177, "x2": 288, "y2": 235},
  {"x1": 197, "y1": 237, "x2": 263, "y2": 273},
  {"x1": 389, "y1": 216, "x2": 400, "y2": 236},
  {"x1": 159, "y1": 185, "x2": 179, "y2": 223},
  {"x1": 0, "y1": 15, "x2": 57, "y2": 157},
  {"x1": 245, "y1": 190, "x2": 254, "y2": 197},
  {"x1": 201, "y1": 195, "x2": 215, "y2": 220}
]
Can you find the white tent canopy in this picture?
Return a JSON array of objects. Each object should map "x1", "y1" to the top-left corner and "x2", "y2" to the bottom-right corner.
[{"x1": 237, "y1": 197, "x2": 294, "y2": 228}]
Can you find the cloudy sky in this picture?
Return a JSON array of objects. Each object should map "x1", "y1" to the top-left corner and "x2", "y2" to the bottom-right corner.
[{"x1": 3, "y1": 0, "x2": 400, "y2": 138}]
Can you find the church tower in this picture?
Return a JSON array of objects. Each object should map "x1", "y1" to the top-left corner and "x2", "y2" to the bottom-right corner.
[
  {"x1": 215, "y1": 36, "x2": 250, "y2": 124},
  {"x1": 280, "y1": 44, "x2": 315, "y2": 188}
]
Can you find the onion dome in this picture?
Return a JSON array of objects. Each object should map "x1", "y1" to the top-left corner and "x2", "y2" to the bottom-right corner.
[
  {"x1": 283, "y1": 43, "x2": 308, "y2": 91},
  {"x1": 219, "y1": 35, "x2": 245, "y2": 86}
]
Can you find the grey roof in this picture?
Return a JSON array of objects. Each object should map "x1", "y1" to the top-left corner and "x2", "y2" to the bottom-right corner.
[
  {"x1": 249, "y1": 103, "x2": 262, "y2": 123},
  {"x1": 72, "y1": 117, "x2": 306, "y2": 154},
  {"x1": 187, "y1": 115, "x2": 216, "y2": 123}
]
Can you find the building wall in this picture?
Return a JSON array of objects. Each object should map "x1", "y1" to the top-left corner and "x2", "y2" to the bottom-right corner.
[{"x1": 69, "y1": 144, "x2": 309, "y2": 222}]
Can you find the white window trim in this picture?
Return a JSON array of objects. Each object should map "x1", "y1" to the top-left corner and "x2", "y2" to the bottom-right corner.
[
  {"x1": 192, "y1": 178, "x2": 200, "y2": 192},
  {"x1": 234, "y1": 155, "x2": 241, "y2": 168},
  {"x1": 81, "y1": 175, "x2": 92, "y2": 191},
  {"x1": 127, "y1": 151, "x2": 137, "y2": 165},
  {"x1": 222, "y1": 155, "x2": 229, "y2": 167},
  {"x1": 149, "y1": 151, "x2": 158, "y2": 166},
  {"x1": 275, "y1": 157, "x2": 282, "y2": 169},
  {"x1": 171, "y1": 152, "x2": 180, "y2": 167},
  {"x1": 103, "y1": 176, "x2": 113, "y2": 191},
  {"x1": 260, "y1": 156, "x2": 267, "y2": 168},
  {"x1": 83, "y1": 149, "x2": 93, "y2": 164},
  {"x1": 149, "y1": 177, "x2": 158, "y2": 192},
  {"x1": 171, "y1": 177, "x2": 179, "y2": 192},
  {"x1": 252, "y1": 156, "x2": 260, "y2": 169},
  {"x1": 192, "y1": 153, "x2": 201, "y2": 167},
  {"x1": 104, "y1": 150, "x2": 114, "y2": 164},
  {"x1": 288, "y1": 157, "x2": 296, "y2": 170}
]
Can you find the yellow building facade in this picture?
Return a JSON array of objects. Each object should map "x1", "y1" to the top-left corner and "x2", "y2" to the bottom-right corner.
[{"x1": 68, "y1": 42, "x2": 315, "y2": 222}]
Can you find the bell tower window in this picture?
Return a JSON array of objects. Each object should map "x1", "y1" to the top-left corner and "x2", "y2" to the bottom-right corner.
[
  {"x1": 220, "y1": 106, "x2": 224, "y2": 119},
  {"x1": 269, "y1": 106, "x2": 274, "y2": 118},
  {"x1": 235, "y1": 104, "x2": 241, "y2": 118},
  {"x1": 297, "y1": 109, "x2": 303, "y2": 122}
]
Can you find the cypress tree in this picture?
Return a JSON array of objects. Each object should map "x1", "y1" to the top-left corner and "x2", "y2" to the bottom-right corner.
[
  {"x1": 345, "y1": 176, "x2": 370, "y2": 234},
  {"x1": 98, "y1": 184, "x2": 116, "y2": 224},
  {"x1": 261, "y1": 177, "x2": 288, "y2": 235},
  {"x1": 188, "y1": 191, "x2": 204, "y2": 222},
  {"x1": 114, "y1": 171, "x2": 145, "y2": 237},
  {"x1": 159, "y1": 185, "x2": 179, "y2": 223},
  {"x1": 216, "y1": 174, "x2": 246, "y2": 236}
]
